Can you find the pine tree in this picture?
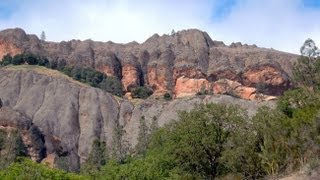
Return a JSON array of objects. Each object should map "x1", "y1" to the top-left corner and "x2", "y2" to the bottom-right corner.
[
  {"x1": 40, "y1": 31, "x2": 46, "y2": 41},
  {"x1": 136, "y1": 116, "x2": 149, "y2": 155}
]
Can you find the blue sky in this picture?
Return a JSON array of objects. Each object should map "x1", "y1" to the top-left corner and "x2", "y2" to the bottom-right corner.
[
  {"x1": 303, "y1": 0, "x2": 320, "y2": 8},
  {"x1": 0, "y1": 0, "x2": 320, "y2": 54}
]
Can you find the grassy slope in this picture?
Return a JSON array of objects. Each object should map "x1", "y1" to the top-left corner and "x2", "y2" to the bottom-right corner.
[{"x1": 3, "y1": 65, "x2": 90, "y2": 87}]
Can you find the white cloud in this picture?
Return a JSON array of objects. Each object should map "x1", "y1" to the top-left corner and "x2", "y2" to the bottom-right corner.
[
  {"x1": 209, "y1": 0, "x2": 320, "y2": 54},
  {"x1": 0, "y1": 0, "x2": 319, "y2": 54},
  {"x1": 0, "y1": 0, "x2": 214, "y2": 42}
]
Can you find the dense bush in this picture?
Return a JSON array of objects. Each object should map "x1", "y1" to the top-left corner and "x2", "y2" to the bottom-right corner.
[
  {"x1": 1, "y1": 54, "x2": 12, "y2": 66},
  {"x1": 163, "y1": 92, "x2": 172, "y2": 101},
  {"x1": 0, "y1": 158, "x2": 86, "y2": 179},
  {"x1": 131, "y1": 86, "x2": 153, "y2": 99},
  {"x1": 60, "y1": 66, "x2": 123, "y2": 97},
  {"x1": 0, "y1": 129, "x2": 27, "y2": 169}
]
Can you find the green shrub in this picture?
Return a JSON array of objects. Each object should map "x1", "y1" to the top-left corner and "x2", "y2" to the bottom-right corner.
[
  {"x1": 0, "y1": 158, "x2": 86, "y2": 179},
  {"x1": 12, "y1": 54, "x2": 25, "y2": 65},
  {"x1": 24, "y1": 54, "x2": 39, "y2": 65},
  {"x1": 0, "y1": 129, "x2": 27, "y2": 169},
  {"x1": 131, "y1": 86, "x2": 153, "y2": 99},
  {"x1": 0, "y1": 54, "x2": 12, "y2": 66},
  {"x1": 81, "y1": 139, "x2": 108, "y2": 175},
  {"x1": 163, "y1": 92, "x2": 172, "y2": 101},
  {"x1": 38, "y1": 58, "x2": 50, "y2": 67},
  {"x1": 99, "y1": 77, "x2": 123, "y2": 96}
]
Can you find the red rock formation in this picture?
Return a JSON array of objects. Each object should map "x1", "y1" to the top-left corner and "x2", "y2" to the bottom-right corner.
[
  {"x1": 242, "y1": 65, "x2": 287, "y2": 86},
  {"x1": 121, "y1": 64, "x2": 140, "y2": 91},
  {"x1": 0, "y1": 28, "x2": 297, "y2": 99},
  {"x1": 0, "y1": 42, "x2": 22, "y2": 60},
  {"x1": 208, "y1": 69, "x2": 240, "y2": 81},
  {"x1": 174, "y1": 76, "x2": 210, "y2": 98},
  {"x1": 173, "y1": 67, "x2": 206, "y2": 80},
  {"x1": 235, "y1": 86, "x2": 257, "y2": 100},
  {"x1": 213, "y1": 79, "x2": 277, "y2": 100},
  {"x1": 213, "y1": 79, "x2": 242, "y2": 96},
  {"x1": 98, "y1": 65, "x2": 116, "y2": 77},
  {"x1": 147, "y1": 66, "x2": 169, "y2": 94}
]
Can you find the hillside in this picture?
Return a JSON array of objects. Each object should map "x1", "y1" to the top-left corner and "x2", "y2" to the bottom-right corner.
[
  {"x1": 0, "y1": 66, "x2": 275, "y2": 170},
  {"x1": 0, "y1": 28, "x2": 298, "y2": 99}
]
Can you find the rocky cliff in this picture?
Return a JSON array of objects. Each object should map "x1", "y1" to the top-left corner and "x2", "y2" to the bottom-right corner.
[
  {"x1": 0, "y1": 28, "x2": 298, "y2": 99},
  {"x1": 0, "y1": 66, "x2": 276, "y2": 170}
]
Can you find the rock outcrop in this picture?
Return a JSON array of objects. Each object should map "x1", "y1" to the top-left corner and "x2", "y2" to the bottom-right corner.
[
  {"x1": 174, "y1": 76, "x2": 210, "y2": 98},
  {"x1": 0, "y1": 28, "x2": 298, "y2": 99},
  {"x1": 0, "y1": 67, "x2": 276, "y2": 170},
  {"x1": 0, "y1": 107, "x2": 46, "y2": 162}
]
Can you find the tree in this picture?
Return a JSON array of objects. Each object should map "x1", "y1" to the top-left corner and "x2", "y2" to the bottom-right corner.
[
  {"x1": 112, "y1": 124, "x2": 130, "y2": 163},
  {"x1": 0, "y1": 130, "x2": 27, "y2": 169},
  {"x1": 40, "y1": 31, "x2": 46, "y2": 41},
  {"x1": 293, "y1": 39, "x2": 320, "y2": 91},
  {"x1": 38, "y1": 57, "x2": 49, "y2": 67},
  {"x1": 81, "y1": 139, "x2": 108, "y2": 175},
  {"x1": 1, "y1": 54, "x2": 12, "y2": 66},
  {"x1": 136, "y1": 116, "x2": 149, "y2": 155},
  {"x1": 300, "y1": 38, "x2": 320, "y2": 57},
  {"x1": 99, "y1": 76, "x2": 123, "y2": 97},
  {"x1": 171, "y1": 29, "x2": 175, "y2": 35},
  {"x1": 0, "y1": 158, "x2": 86, "y2": 179},
  {"x1": 24, "y1": 54, "x2": 39, "y2": 65},
  {"x1": 163, "y1": 92, "x2": 172, "y2": 101},
  {"x1": 131, "y1": 86, "x2": 153, "y2": 99},
  {"x1": 252, "y1": 107, "x2": 290, "y2": 177},
  {"x1": 166, "y1": 103, "x2": 246, "y2": 179},
  {"x1": 12, "y1": 54, "x2": 25, "y2": 65}
]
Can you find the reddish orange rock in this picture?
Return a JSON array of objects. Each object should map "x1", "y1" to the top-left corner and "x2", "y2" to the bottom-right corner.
[
  {"x1": 213, "y1": 79, "x2": 241, "y2": 94},
  {"x1": 213, "y1": 79, "x2": 278, "y2": 101},
  {"x1": 0, "y1": 42, "x2": 22, "y2": 60},
  {"x1": 174, "y1": 76, "x2": 210, "y2": 98},
  {"x1": 41, "y1": 153, "x2": 58, "y2": 168},
  {"x1": 173, "y1": 67, "x2": 206, "y2": 80},
  {"x1": 234, "y1": 86, "x2": 257, "y2": 100},
  {"x1": 98, "y1": 65, "x2": 116, "y2": 77},
  {"x1": 147, "y1": 66, "x2": 169, "y2": 94},
  {"x1": 213, "y1": 79, "x2": 256, "y2": 100},
  {"x1": 121, "y1": 64, "x2": 140, "y2": 91},
  {"x1": 242, "y1": 65, "x2": 287, "y2": 87},
  {"x1": 124, "y1": 92, "x2": 133, "y2": 100}
]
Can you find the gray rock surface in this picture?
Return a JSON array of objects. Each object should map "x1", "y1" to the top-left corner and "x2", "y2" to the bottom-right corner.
[
  {"x1": 0, "y1": 67, "x2": 275, "y2": 170},
  {"x1": 0, "y1": 107, "x2": 46, "y2": 162}
]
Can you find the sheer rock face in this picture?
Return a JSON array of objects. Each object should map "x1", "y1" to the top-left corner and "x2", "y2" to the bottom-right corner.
[
  {"x1": 0, "y1": 68, "x2": 276, "y2": 170},
  {"x1": 174, "y1": 76, "x2": 210, "y2": 98},
  {"x1": 0, "y1": 28, "x2": 297, "y2": 98},
  {"x1": 121, "y1": 64, "x2": 140, "y2": 91},
  {"x1": 0, "y1": 68, "x2": 119, "y2": 171},
  {"x1": 0, "y1": 42, "x2": 22, "y2": 59},
  {"x1": 147, "y1": 66, "x2": 170, "y2": 94},
  {"x1": 0, "y1": 107, "x2": 46, "y2": 162},
  {"x1": 242, "y1": 64, "x2": 290, "y2": 96},
  {"x1": 213, "y1": 79, "x2": 257, "y2": 100}
]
